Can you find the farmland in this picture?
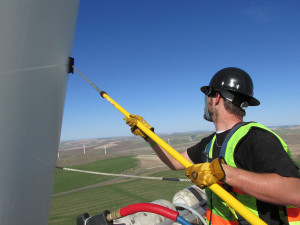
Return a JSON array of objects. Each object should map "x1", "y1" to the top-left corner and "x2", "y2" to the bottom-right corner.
[{"x1": 50, "y1": 158, "x2": 189, "y2": 225}]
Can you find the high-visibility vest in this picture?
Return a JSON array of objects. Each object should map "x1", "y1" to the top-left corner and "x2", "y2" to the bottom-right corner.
[{"x1": 204, "y1": 122, "x2": 300, "y2": 225}]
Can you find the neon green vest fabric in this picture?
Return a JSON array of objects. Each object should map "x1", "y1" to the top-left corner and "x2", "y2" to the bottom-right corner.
[{"x1": 205, "y1": 122, "x2": 298, "y2": 224}]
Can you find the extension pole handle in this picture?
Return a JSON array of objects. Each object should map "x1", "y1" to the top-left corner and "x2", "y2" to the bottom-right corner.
[
  {"x1": 102, "y1": 93, "x2": 131, "y2": 118},
  {"x1": 102, "y1": 93, "x2": 266, "y2": 225}
]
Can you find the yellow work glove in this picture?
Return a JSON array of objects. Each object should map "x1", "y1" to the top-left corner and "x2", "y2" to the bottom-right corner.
[
  {"x1": 124, "y1": 115, "x2": 154, "y2": 139},
  {"x1": 185, "y1": 158, "x2": 226, "y2": 189}
]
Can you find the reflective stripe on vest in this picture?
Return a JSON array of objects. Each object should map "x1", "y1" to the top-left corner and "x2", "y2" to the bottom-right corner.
[{"x1": 206, "y1": 208, "x2": 239, "y2": 225}]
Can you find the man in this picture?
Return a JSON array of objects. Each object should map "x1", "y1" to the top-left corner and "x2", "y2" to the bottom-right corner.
[{"x1": 125, "y1": 67, "x2": 300, "y2": 225}]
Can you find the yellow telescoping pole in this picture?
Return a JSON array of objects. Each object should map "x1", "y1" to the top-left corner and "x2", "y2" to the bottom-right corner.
[
  {"x1": 102, "y1": 93, "x2": 266, "y2": 225},
  {"x1": 72, "y1": 66, "x2": 266, "y2": 225}
]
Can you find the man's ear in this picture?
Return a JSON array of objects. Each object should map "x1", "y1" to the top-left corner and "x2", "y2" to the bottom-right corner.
[{"x1": 214, "y1": 92, "x2": 222, "y2": 106}]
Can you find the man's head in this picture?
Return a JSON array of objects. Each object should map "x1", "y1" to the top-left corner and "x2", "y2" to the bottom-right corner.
[{"x1": 201, "y1": 67, "x2": 260, "y2": 122}]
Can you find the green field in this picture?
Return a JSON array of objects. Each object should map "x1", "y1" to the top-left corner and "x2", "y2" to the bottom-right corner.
[
  {"x1": 49, "y1": 156, "x2": 190, "y2": 225},
  {"x1": 53, "y1": 156, "x2": 138, "y2": 194}
]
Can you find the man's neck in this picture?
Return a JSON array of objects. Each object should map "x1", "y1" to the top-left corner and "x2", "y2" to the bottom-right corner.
[
  {"x1": 212, "y1": 97, "x2": 243, "y2": 132},
  {"x1": 214, "y1": 115, "x2": 242, "y2": 132}
]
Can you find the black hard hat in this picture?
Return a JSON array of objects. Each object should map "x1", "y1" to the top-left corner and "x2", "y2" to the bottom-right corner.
[{"x1": 201, "y1": 67, "x2": 260, "y2": 106}]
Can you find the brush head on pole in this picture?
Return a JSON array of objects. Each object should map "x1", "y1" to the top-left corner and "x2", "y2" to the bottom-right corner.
[{"x1": 68, "y1": 57, "x2": 74, "y2": 74}]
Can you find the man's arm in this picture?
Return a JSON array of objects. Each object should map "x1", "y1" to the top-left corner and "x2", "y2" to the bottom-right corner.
[
  {"x1": 223, "y1": 164, "x2": 300, "y2": 207},
  {"x1": 145, "y1": 137, "x2": 192, "y2": 171},
  {"x1": 124, "y1": 115, "x2": 193, "y2": 170}
]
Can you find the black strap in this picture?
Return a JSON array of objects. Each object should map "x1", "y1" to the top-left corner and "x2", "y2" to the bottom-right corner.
[
  {"x1": 204, "y1": 137, "x2": 213, "y2": 155},
  {"x1": 203, "y1": 134, "x2": 215, "y2": 163},
  {"x1": 219, "y1": 122, "x2": 248, "y2": 159},
  {"x1": 187, "y1": 186, "x2": 205, "y2": 202},
  {"x1": 203, "y1": 122, "x2": 249, "y2": 161}
]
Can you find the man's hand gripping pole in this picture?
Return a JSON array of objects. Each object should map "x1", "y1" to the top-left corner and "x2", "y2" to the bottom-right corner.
[{"x1": 72, "y1": 63, "x2": 267, "y2": 225}]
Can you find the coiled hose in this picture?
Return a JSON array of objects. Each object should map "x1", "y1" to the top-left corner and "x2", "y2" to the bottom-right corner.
[{"x1": 107, "y1": 203, "x2": 192, "y2": 225}]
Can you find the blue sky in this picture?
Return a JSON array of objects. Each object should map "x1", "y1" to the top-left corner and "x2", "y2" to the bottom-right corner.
[{"x1": 61, "y1": 0, "x2": 300, "y2": 140}]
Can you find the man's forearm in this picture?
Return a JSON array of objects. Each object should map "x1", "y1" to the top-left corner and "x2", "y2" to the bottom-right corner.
[
  {"x1": 145, "y1": 137, "x2": 186, "y2": 170},
  {"x1": 223, "y1": 164, "x2": 300, "y2": 207}
]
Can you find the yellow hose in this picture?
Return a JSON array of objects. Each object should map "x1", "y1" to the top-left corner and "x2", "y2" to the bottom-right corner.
[{"x1": 103, "y1": 93, "x2": 267, "y2": 225}]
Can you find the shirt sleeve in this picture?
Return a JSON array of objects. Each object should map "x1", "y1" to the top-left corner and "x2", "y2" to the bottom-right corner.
[{"x1": 234, "y1": 128, "x2": 300, "y2": 178}]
